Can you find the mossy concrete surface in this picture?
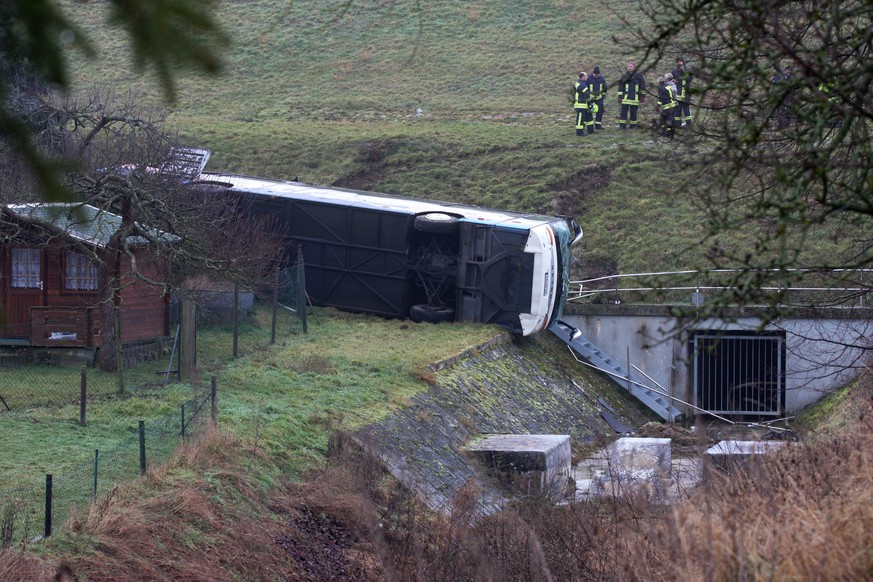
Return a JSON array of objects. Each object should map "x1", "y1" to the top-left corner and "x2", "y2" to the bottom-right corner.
[{"x1": 351, "y1": 332, "x2": 659, "y2": 513}]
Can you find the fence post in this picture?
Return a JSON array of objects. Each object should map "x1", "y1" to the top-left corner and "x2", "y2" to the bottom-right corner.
[
  {"x1": 271, "y1": 269, "x2": 279, "y2": 344},
  {"x1": 93, "y1": 449, "x2": 99, "y2": 500},
  {"x1": 44, "y1": 474, "x2": 52, "y2": 538},
  {"x1": 180, "y1": 297, "x2": 196, "y2": 382},
  {"x1": 232, "y1": 283, "x2": 239, "y2": 359},
  {"x1": 139, "y1": 421, "x2": 146, "y2": 476},
  {"x1": 114, "y1": 305, "x2": 125, "y2": 395},
  {"x1": 297, "y1": 246, "x2": 307, "y2": 333},
  {"x1": 210, "y1": 376, "x2": 217, "y2": 427},
  {"x1": 80, "y1": 366, "x2": 87, "y2": 426},
  {"x1": 181, "y1": 404, "x2": 186, "y2": 440},
  {"x1": 627, "y1": 346, "x2": 632, "y2": 394}
]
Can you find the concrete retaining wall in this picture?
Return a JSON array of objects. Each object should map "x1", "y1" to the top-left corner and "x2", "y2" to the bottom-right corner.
[{"x1": 562, "y1": 305, "x2": 871, "y2": 415}]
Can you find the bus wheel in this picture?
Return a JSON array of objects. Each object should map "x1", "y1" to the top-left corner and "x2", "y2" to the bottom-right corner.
[
  {"x1": 414, "y1": 213, "x2": 460, "y2": 234},
  {"x1": 410, "y1": 304, "x2": 455, "y2": 323}
]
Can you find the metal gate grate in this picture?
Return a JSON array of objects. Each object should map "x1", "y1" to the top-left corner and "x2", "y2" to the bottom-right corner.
[{"x1": 691, "y1": 331, "x2": 785, "y2": 417}]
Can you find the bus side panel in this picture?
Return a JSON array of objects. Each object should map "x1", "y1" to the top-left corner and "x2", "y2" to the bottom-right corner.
[
  {"x1": 287, "y1": 200, "x2": 413, "y2": 317},
  {"x1": 247, "y1": 196, "x2": 288, "y2": 235}
]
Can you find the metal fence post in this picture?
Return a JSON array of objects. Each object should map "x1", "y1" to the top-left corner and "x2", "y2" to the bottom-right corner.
[
  {"x1": 79, "y1": 366, "x2": 87, "y2": 426},
  {"x1": 627, "y1": 346, "x2": 632, "y2": 394},
  {"x1": 233, "y1": 283, "x2": 239, "y2": 358},
  {"x1": 93, "y1": 449, "x2": 99, "y2": 500},
  {"x1": 210, "y1": 376, "x2": 217, "y2": 426},
  {"x1": 139, "y1": 421, "x2": 146, "y2": 476},
  {"x1": 271, "y1": 269, "x2": 279, "y2": 344},
  {"x1": 44, "y1": 474, "x2": 52, "y2": 538},
  {"x1": 180, "y1": 297, "x2": 196, "y2": 382},
  {"x1": 297, "y1": 246, "x2": 308, "y2": 333}
]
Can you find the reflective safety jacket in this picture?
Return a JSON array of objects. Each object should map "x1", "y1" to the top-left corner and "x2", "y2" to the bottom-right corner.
[
  {"x1": 588, "y1": 74, "x2": 608, "y2": 101},
  {"x1": 659, "y1": 83, "x2": 677, "y2": 110},
  {"x1": 618, "y1": 72, "x2": 646, "y2": 105},
  {"x1": 671, "y1": 66, "x2": 692, "y2": 100},
  {"x1": 818, "y1": 82, "x2": 838, "y2": 102},
  {"x1": 574, "y1": 79, "x2": 591, "y2": 109}
]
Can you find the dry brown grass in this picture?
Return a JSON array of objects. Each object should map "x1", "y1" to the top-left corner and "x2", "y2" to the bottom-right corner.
[
  {"x1": 6, "y1": 374, "x2": 871, "y2": 580},
  {"x1": 606, "y1": 430, "x2": 873, "y2": 581},
  {"x1": 7, "y1": 431, "x2": 304, "y2": 581},
  {"x1": 291, "y1": 372, "x2": 873, "y2": 581},
  {"x1": 0, "y1": 550, "x2": 53, "y2": 581}
]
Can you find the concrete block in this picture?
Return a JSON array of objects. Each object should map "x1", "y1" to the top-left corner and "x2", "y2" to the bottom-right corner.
[
  {"x1": 593, "y1": 437, "x2": 672, "y2": 499},
  {"x1": 467, "y1": 434, "x2": 571, "y2": 500},
  {"x1": 705, "y1": 440, "x2": 786, "y2": 471}
]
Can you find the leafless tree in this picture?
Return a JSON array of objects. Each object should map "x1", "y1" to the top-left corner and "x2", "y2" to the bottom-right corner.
[
  {"x1": 2, "y1": 88, "x2": 285, "y2": 372},
  {"x1": 623, "y1": 0, "x2": 873, "y2": 328}
]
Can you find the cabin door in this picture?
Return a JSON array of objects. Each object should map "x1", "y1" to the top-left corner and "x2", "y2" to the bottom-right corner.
[{"x1": 2, "y1": 247, "x2": 45, "y2": 339}]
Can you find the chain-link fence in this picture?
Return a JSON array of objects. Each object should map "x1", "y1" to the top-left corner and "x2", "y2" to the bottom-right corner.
[
  {"x1": 0, "y1": 386, "x2": 214, "y2": 547},
  {"x1": 0, "y1": 356, "x2": 159, "y2": 412}
]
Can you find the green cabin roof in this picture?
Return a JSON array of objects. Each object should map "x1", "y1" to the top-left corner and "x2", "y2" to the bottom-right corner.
[{"x1": 3, "y1": 203, "x2": 176, "y2": 247}]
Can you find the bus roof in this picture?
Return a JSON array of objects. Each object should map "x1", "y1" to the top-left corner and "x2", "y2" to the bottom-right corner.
[{"x1": 198, "y1": 172, "x2": 564, "y2": 230}]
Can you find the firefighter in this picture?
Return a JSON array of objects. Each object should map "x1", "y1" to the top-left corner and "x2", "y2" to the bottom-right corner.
[
  {"x1": 589, "y1": 66, "x2": 608, "y2": 130},
  {"x1": 658, "y1": 74, "x2": 678, "y2": 137},
  {"x1": 818, "y1": 81, "x2": 841, "y2": 128},
  {"x1": 574, "y1": 71, "x2": 595, "y2": 136},
  {"x1": 671, "y1": 57, "x2": 693, "y2": 126},
  {"x1": 617, "y1": 61, "x2": 646, "y2": 130}
]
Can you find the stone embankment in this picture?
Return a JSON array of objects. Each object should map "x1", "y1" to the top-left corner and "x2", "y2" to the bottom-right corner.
[{"x1": 349, "y1": 332, "x2": 659, "y2": 513}]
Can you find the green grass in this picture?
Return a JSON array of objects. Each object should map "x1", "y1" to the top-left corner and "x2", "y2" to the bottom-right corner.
[
  {"x1": 0, "y1": 303, "x2": 499, "y2": 547},
  {"x1": 213, "y1": 306, "x2": 501, "y2": 477},
  {"x1": 0, "y1": 383, "x2": 200, "y2": 491},
  {"x1": 0, "y1": 305, "x2": 500, "y2": 492}
]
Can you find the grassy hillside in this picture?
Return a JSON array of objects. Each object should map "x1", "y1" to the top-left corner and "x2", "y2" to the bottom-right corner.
[
  {"x1": 67, "y1": 1, "x2": 643, "y2": 118},
  {"x1": 59, "y1": 0, "x2": 852, "y2": 282},
  {"x1": 58, "y1": 0, "x2": 702, "y2": 277}
]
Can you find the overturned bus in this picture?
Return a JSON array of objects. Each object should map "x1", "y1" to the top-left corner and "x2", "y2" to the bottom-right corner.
[{"x1": 198, "y1": 173, "x2": 582, "y2": 336}]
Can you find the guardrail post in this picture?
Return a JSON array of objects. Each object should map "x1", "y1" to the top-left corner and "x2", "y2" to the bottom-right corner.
[
  {"x1": 44, "y1": 474, "x2": 52, "y2": 538},
  {"x1": 627, "y1": 346, "x2": 632, "y2": 394},
  {"x1": 139, "y1": 421, "x2": 146, "y2": 475}
]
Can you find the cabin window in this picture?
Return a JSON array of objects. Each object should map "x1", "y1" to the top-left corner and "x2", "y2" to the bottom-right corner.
[
  {"x1": 11, "y1": 248, "x2": 41, "y2": 289},
  {"x1": 65, "y1": 252, "x2": 99, "y2": 291}
]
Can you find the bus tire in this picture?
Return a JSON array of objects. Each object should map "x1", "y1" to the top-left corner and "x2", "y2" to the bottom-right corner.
[
  {"x1": 414, "y1": 213, "x2": 460, "y2": 234},
  {"x1": 410, "y1": 304, "x2": 455, "y2": 323}
]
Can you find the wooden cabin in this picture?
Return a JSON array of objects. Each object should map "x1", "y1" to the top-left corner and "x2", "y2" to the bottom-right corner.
[{"x1": 0, "y1": 204, "x2": 171, "y2": 357}]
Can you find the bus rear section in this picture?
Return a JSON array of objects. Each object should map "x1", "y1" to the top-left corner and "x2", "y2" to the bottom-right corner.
[{"x1": 408, "y1": 213, "x2": 579, "y2": 336}]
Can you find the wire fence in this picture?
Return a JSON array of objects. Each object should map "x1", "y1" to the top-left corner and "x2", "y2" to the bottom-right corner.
[
  {"x1": 0, "y1": 264, "x2": 307, "y2": 412},
  {"x1": 0, "y1": 262, "x2": 307, "y2": 546},
  {"x1": 0, "y1": 386, "x2": 214, "y2": 547},
  {"x1": 0, "y1": 358, "x2": 152, "y2": 412}
]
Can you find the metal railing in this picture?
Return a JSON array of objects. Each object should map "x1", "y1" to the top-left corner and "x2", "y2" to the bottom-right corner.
[{"x1": 568, "y1": 268, "x2": 871, "y2": 307}]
